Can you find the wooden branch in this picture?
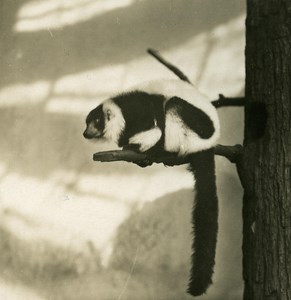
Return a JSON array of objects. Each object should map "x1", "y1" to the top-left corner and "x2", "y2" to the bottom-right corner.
[
  {"x1": 94, "y1": 150, "x2": 149, "y2": 163},
  {"x1": 147, "y1": 48, "x2": 245, "y2": 108},
  {"x1": 93, "y1": 150, "x2": 187, "y2": 167},
  {"x1": 147, "y1": 48, "x2": 192, "y2": 84},
  {"x1": 93, "y1": 144, "x2": 243, "y2": 167},
  {"x1": 212, "y1": 94, "x2": 245, "y2": 108},
  {"x1": 214, "y1": 144, "x2": 243, "y2": 163}
]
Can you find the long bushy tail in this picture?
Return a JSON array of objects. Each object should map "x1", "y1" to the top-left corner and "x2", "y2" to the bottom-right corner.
[{"x1": 187, "y1": 149, "x2": 218, "y2": 297}]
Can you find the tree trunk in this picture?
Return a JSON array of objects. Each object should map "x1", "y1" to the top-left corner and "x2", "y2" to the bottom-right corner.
[{"x1": 243, "y1": 1, "x2": 291, "y2": 299}]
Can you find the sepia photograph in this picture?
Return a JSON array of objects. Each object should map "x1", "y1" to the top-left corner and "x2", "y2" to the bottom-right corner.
[{"x1": 0, "y1": 0, "x2": 290, "y2": 299}]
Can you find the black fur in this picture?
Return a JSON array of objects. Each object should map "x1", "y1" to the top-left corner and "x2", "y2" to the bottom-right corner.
[
  {"x1": 166, "y1": 97, "x2": 215, "y2": 139},
  {"x1": 85, "y1": 104, "x2": 104, "y2": 125},
  {"x1": 187, "y1": 149, "x2": 218, "y2": 296},
  {"x1": 112, "y1": 91, "x2": 166, "y2": 148}
]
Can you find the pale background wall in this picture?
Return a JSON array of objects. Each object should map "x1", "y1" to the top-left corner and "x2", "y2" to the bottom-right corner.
[{"x1": 0, "y1": 1, "x2": 245, "y2": 299}]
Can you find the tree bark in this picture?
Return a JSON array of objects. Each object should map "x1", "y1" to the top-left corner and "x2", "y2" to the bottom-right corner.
[{"x1": 243, "y1": 1, "x2": 291, "y2": 299}]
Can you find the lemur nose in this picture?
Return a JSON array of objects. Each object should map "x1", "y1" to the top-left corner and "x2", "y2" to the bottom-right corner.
[
  {"x1": 83, "y1": 130, "x2": 89, "y2": 138},
  {"x1": 83, "y1": 130, "x2": 95, "y2": 139}
]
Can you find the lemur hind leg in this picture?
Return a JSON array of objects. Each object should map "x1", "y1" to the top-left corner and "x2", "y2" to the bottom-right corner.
[
  {"x1": 122, "y1": 144, "x2": 153, "y2": 167},
  {"x1": 122, "y1": 143, "x2": 168, "y2": 168}
]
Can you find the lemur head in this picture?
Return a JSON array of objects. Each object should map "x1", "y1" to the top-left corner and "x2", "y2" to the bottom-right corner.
[
  {"x1": 83, "y1": 104, "x2": 105, "y2": 139},
  {"x1": 83, "y1": 99, "x2": 125, "y2": 143}
]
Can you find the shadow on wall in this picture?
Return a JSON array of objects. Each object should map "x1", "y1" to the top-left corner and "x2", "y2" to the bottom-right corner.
[
  {"x1": 0, "y1": 0, "x2": 245, "y2": 87},
  {"x1": 109, "y1": 177, "x2": 243, "y2": 300},
  {"x1": 0, "y1": 180, "x2": 242, "y2": 300},
  {"x1": 0, "y1": 190, "x2": 192, "y2": 300},
  {"x1": 0, "y1": 189, "x2": 194, "y2": 300},
  {"x1": 0, "y1": 219, "x2": 102, "y2": 284},
  {"x1": 109, "y1": 189, "x2": 194, "y2": 299},
  {"x1": 0, "y1": 0, "x2": 245, "y2": 182}
]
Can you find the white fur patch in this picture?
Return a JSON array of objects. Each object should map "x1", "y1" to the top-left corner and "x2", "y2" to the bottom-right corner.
[
  {"x1": 165, "y1": 108, "x2": 219, "y2": 156},
  {"x1": 129, "y1": 127, "x2": 162, "y2": 152},
  {"x1": 102, "y1": 100, "x2": 125, "y2": 144},
  {"x1": 132, "y1": 79, "x2": 220, "y2": 155}
]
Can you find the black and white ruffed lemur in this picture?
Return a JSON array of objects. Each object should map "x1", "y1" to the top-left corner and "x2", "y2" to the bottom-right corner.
[{"x1": 83, "y1": 79, "x2": 220, "y2": 297}]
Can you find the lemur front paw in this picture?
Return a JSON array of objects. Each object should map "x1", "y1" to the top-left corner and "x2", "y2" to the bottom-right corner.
[
  {"x1": 135, "y1": 159, "x2": 153, "y2": 168},
  {"x1": 122, "y1": 144, "x2": 153, "y2": 167}
]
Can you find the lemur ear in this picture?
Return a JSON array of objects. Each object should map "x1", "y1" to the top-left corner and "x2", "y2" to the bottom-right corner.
[{"x1": 106, "y1": 109, "x2": 112, "y2": 120}]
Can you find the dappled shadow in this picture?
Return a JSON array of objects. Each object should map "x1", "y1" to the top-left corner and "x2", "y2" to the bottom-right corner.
[
  {"x1": 0, "y1": 167, "x2": 243, "y2": 299},
  {"x1": 108, "y1": 181, "x2": 243, "y2": 300},
  {"x1": 0, "y1": 0, "x2": 245, "y2": 88},
  {"x1": 0, "y1": 2, "x2": 245, "y2": 298},
  {"x1": 109, "y1": 189, "x2": 193, "y2": 297},
  {"x1": 0, "y1": 0, "x2": 245, "y2": 182},
  {"x1": 1, "y1": 207, "x2": 40, "y2": 228},
  {"x1": 0, "y1": 222, "x2": 102, "y2": 296}
]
